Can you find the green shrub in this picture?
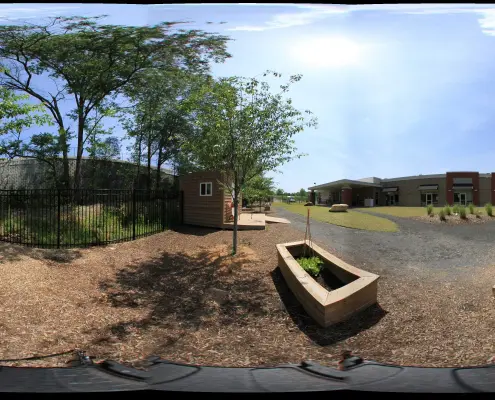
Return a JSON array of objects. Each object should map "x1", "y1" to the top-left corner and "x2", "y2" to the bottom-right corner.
[
  {"x1": 468, "y1": 203, "x2": 475, "y2": 214},
  {"x1": 426, "y1": 204, "x2": 434, "y2": 216},
  {"x1": 438, "y1": 209, "x2": 446, "y2": 221},
  {"x1": 444, "y1": 205, "x2": 451, "y2": 216},
  {"x1": 459, "y1": 206, "x2": 467, "y2": 219},
  {"x1": 452, "y1": 204, "x2": 460, "y2": 214},
  {"x1": 297, "y1": 256, "x2": 323, "y2": 277},
  {"x1": 485, "y1": 203, "x2": 493, "y2": 217}
]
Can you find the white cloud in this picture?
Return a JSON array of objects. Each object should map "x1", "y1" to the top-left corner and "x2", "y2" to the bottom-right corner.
[
  {"x1": 227, "y1": 4, "x2": 495, "y2": 36},
  {"x1": 228, "y1": 5, "x2": 346, "y2": 31}
]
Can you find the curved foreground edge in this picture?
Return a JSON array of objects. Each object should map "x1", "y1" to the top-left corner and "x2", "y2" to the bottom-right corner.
[
  {"x1": 0, "y1": 357, "x2": 494, "y2": 393},
  {"x1": 276, "y1": 240, "x2": 379, "y2": 327}
]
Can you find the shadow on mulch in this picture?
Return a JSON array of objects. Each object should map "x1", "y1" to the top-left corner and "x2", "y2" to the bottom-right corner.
[
  {"x1": 171, "y1": 225, "x2": 221, "y2": 237},
  {"x1": 270, "y1": 268, "x2": 387, "y2": 346},
  {"x1": 0, "y1": 242, "x2": 82, "y2": 264},
  {"x1": 98, "y1": 250, "x2": 273, "y2": 341}
]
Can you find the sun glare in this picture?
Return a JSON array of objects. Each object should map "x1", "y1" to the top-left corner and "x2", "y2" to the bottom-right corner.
[{"x1": 290, "y1": 36, "x2": 361, "y2": 68}]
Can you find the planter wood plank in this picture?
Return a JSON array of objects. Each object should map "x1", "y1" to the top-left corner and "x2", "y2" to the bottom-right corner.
[{"x1": 276, "y1": 240, "x2": 379, "y2": 327}]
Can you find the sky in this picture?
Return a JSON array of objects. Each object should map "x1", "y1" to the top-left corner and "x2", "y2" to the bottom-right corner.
[{"x1": 2, "y1": 3, "x2": 495, "y2": 192}]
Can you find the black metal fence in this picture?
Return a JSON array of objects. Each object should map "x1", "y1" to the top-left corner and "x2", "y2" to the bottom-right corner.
[{"x1": 0, "y1": 189, "x2": 181, "y2": 248}]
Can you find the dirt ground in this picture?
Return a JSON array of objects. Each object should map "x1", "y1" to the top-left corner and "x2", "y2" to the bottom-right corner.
[{"x1": 0, "y1": 219, "x2": 495, "y2": 369}]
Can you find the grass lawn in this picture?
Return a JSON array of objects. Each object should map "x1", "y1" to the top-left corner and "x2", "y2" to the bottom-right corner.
[
  {"x1": 356, "y1": 206, "x2": 490, "y2": 218},
  {"x1": 273, "y1": 202, "x2": 398, "y2": 232}
]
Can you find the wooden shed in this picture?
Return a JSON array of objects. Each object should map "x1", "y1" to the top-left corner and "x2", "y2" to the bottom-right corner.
[{"x1": 179, "y1": 170, "x2": 242, "y2": 229}]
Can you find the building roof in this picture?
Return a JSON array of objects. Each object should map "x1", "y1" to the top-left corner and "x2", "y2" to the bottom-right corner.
[
  {"x1": 308, "y1": 179, "x2": 382, "y2": 190},
  {"x1": 308, "y1": 172, "x2": 494, "y2": 191}
]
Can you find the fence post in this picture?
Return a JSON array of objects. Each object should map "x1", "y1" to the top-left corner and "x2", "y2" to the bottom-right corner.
[
  {"x1": 57, "y1": 189, "x2": 61, "y2": 249},
  {"x1": 161, "y1": 190, "x2": 166, "y2": 231},
  {"x1": 132, "y1": 188, "x2": 136, "y2": 240},
  {"x1": 180, "y1": 190, "x2": 184, "y2": 225}
]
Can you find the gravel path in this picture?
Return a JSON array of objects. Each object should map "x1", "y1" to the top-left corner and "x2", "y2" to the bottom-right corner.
[{"x1": 273, "y1": 206, "x2": 495, "y2": 279}]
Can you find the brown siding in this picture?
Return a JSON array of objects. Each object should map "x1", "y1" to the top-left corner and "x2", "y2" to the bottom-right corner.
[
  {"x1": 179, "y1": 171, "x2": 224, "y2": 228},
  {"x1": 383, "y1": 177, "x2": 446, "y2": 206},
  {"x1": 479, "y1": 176, "x2": 491, "y2": 206}
]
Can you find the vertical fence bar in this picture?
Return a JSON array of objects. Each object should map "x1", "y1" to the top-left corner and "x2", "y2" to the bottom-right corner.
[
  {"x1": 132, "y1": 188, "x2": 136, "y2": 241},
  {"x1": 57, "y1": 189, "x2": 61, "y2": 249},
  {"x1": 161, "y1": 190, "x2": 166, "y2": 231}
]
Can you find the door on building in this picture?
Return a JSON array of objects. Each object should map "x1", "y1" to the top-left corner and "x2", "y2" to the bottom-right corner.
[
  {"x1": 389, "y1": 194, "x2": 395, "y2": 206},
  {"x1": 425, "y1": 193, "x2": 433, "y2": 205},
  {"x1": 454, "y1": 192, "x2": 467, "y2": 206}
]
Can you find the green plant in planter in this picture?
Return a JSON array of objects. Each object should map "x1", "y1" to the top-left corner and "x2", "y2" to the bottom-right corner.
[
  {"x1": 468, "y1": 203, "x2": 475, "y2": 214},
  {"x1": 297, "y1": 256, "x2": 323, "y2": 277},
  {"x1": 426, "y1": 204, "x2": 434, "y2": 216},
  {"x1": 459, "y1": 206, "x2": 467, "y2": 219},
  {"x1": 452, "y1": 204, "x2": 460, "y2": 214},
  {"x1": 444, "y1": 205, "x2": 451, "y2": 216}
]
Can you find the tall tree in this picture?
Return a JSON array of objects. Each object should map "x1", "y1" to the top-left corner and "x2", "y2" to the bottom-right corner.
[
  {"x1": 182, "y1": 71, "x2": 317, "y2": 255},
  {"x1": 122, "y1": 69, "x2": 197, "y2": 190},
  {"x1": 0, "y1": 15, "x2": 230, "y2": 189},
  {"x1": 275, "y1": 188, "x2": 284, "y2": 196}
]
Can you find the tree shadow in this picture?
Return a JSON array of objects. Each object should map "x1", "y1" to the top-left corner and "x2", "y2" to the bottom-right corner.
[
  {"x1": 270, "y1": 267, "x2": 387, "y2": 346},
  {"x1": 171, "y1": 225, "x2": 221, "y2": 237},
  {"x1": 0, "y1": 241, "x2": 83, "y2": 264},
  {"x1": 97, "y1": 249, "x2": 273, "y2": 341}
]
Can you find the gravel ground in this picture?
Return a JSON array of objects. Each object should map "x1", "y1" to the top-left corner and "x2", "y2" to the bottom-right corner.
[{"x1": 273, "y1": 206, "x2": 495, "y2": 279}]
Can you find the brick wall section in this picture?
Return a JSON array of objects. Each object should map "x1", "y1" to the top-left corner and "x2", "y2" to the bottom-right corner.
[
  {"x1": 341, "y1": 187, "x2": 352, "y2": 205},
  {"x1": 446, "y1": 172, "x2": 479, "y2": 205},
  {"x1": 492, "y1": 173, "x2": 495, "y2": 205}
]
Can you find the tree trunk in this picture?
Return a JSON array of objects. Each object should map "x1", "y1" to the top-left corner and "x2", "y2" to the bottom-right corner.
[
  {"x1": 146, "y1": 135, "x2": 152, "y2": 191},
  {"x1": 135, "y1": 136, "x2": 142, "y2": 189},
  {"x1": 74, "y1": 111, "x2": 85, "y2": 191},
  {"x1": 232, "y1": 176, "x2": 239, "y2": 256},
  {"x1": 58, "y1": 128, "x2": 70, "y2": 189},
  {"x1": 155, "y1": 146, "x2": 163, "y2": 192}
]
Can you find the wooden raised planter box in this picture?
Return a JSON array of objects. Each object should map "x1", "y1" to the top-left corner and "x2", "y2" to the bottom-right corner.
[{"x1": 276, "y1": 240, "x2": 379, "y2": 327}]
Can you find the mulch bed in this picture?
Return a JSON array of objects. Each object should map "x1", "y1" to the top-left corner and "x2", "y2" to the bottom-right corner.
[
  {"x1": 1, "y1": 216, "x2": 495, "y2": 369},
  {"x1": 412, "y1": 213, "x2": 495, "y2": 225}
]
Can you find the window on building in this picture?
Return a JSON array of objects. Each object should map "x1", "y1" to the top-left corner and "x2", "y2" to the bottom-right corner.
[
  {"x1": 200, "y1": 182, "x2": 212, "y2": 196},
  {"x1": 453, "y1": 191, "x2": 473, "y2": 205},
  {"x1": 421, "y1": 192, "x2": 438, "y2": 206}
]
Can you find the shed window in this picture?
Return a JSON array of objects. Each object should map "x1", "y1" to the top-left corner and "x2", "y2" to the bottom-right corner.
[{"x1": 200, "y1": 182, "x2": 212, "y2": 196}]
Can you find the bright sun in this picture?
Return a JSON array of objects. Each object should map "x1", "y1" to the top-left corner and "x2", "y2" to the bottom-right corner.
[{"x1": 289, "y1": 36, "x2": 361, "y2": 68}]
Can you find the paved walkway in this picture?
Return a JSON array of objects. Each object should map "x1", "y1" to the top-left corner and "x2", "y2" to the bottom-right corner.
[{"x1": 273, "y1": 206, "x2": 495, "y2": 278}]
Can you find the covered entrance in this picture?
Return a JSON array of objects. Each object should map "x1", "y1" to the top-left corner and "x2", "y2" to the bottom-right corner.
[
  {"x1": 419, "y1": 184, "x2": 439, "y2": 206},
  {"x1": 383, "y1": 187, "x2": 399, "y2": 206},
  {"x1": 453, "y1": 191, "x2": 471, "y2": 206},
  {"x1": 308, "y1": 179, "x2": 382, "y2": 207}
]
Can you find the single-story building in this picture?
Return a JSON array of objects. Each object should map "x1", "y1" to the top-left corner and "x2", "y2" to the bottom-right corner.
[
  {"x1": 179, "y1": 170, "x2": 242, "y2": 229},
  {"x1": 308, "y1": 172, "x2": 495, "y2": 207}
]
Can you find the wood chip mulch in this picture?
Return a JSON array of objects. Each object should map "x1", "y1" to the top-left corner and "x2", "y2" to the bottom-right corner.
[{"x1": 0, "y1": 218, "x2": 495, "y2": 369}]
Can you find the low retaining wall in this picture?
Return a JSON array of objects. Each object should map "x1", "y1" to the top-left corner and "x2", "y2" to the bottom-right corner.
[{"x1": 276, "y1": 240, "x2": 379, "y2": 327}]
